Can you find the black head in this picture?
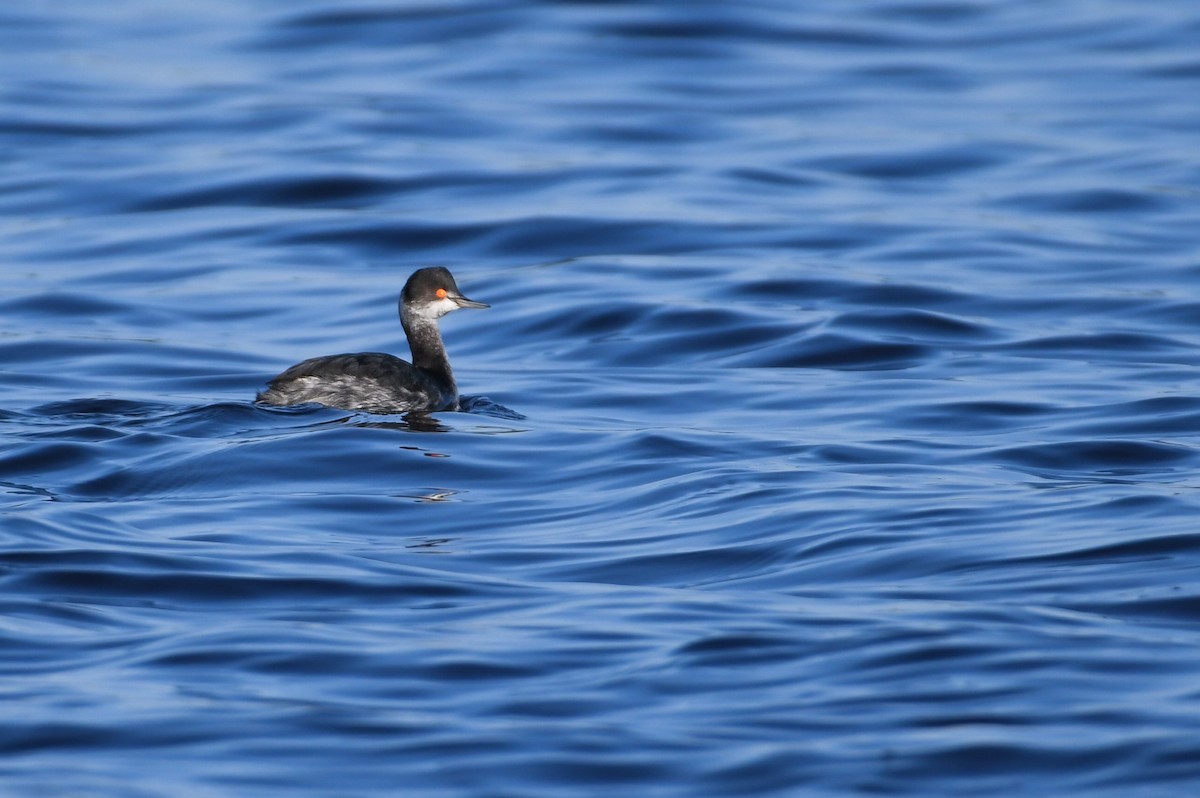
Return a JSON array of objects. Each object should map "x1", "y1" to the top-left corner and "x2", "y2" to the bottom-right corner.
[{"x1": 400, "y1": 267, "x2": 489, "y2": 320}]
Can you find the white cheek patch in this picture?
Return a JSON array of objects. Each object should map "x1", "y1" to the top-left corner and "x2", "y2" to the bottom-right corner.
[{"x1": 410, "y1": 296, "x2": 461, "y2": 321}]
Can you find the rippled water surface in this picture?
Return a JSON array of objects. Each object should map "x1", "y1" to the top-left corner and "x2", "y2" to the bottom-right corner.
[{"x1": 3, "y1": 1, "x2": 1200, "y2": 795}]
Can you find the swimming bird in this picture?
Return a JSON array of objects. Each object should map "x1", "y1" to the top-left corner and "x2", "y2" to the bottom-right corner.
[{"x1": 257, "y1": 267, "x2": 488, "y2": 413}]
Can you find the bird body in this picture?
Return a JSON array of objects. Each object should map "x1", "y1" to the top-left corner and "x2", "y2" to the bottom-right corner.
[{"x1": 257, "y1": 267, "x2": 488, "y2": 413}]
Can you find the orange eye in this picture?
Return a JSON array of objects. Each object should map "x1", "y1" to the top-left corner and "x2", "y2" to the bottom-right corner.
[{"x1": 436, "y1": 288, "x2": 447, "y2": 299}]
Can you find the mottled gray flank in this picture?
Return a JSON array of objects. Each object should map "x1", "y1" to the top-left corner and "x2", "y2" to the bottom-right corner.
[{"x1": 257, "y1": 351, "x2": 457, "y2": 413}]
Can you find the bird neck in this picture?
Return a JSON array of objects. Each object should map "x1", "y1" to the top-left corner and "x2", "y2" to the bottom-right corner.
[{"x1": 402, "y1": 310, "x2": 455, "y2": 390}]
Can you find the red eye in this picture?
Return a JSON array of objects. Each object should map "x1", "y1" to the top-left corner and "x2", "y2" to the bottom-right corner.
[{"x1": 436, "y1": 288, "x2": 447, "y2": 299}]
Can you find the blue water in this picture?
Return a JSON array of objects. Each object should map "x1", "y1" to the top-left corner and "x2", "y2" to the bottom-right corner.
[{"x1": 3, "y1": 1, "x2": 1200, "y2": 795}]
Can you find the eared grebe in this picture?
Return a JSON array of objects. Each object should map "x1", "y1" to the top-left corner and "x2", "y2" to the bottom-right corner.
[{"x1": 257, "y1": 267, "x2": 489, "y2": 413}]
